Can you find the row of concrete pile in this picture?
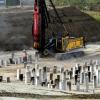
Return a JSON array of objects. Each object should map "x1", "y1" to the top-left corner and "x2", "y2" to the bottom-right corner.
[
  {"x1": 15, "y1": 55, "x2": 100, "y2": 93},
  {"x1": 0, "y1": 51, "x2": 100, "y2": 93},
  {"x1": 0, "y1": 50, "x2": 36, "y2": 67}
]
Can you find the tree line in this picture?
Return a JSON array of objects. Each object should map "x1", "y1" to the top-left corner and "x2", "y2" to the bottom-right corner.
[{"x1": 46, "y1": 0, "x2": 100, "y2": 11}]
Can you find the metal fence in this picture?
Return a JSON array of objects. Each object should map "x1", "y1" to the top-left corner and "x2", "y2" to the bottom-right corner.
[
  {"x1": 6, "y1": 0, "x2": 20, "y2": 6},
  {"x1": 21, "y1": 0, "x2": 33, "y2": 6},
  {"x1": 0, "y1": 0, "x2": 34, "y2": 7}
]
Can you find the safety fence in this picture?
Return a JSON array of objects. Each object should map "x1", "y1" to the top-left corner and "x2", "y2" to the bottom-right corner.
[{"x1": 0, "y1": 0, "x2": 34, "y2": 7}]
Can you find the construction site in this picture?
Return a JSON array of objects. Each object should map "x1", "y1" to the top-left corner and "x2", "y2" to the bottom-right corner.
[{"x1": 0, "y1": 0, "x2": 100, "y2": 100}]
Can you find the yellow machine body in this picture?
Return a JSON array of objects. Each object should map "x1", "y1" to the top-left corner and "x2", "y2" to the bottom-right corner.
[{"x1": 56, "y1": 36, "x2": 84, "y2": 52}]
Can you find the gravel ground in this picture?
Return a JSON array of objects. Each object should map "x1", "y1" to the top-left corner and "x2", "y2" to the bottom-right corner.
[
  {"x1": 0, "y1": 97, "x2": 99, "y2": 100},
  {"x1": 0, "y1": 83, "x2": 67, "y2": 96}
]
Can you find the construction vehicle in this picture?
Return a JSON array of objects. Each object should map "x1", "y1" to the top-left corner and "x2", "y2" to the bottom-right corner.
[{"x1": 32, "y1": 0, "x2": 84, "y2": 56}]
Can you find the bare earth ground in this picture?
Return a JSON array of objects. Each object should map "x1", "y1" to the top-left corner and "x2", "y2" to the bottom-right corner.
[
  {"x1": 0, "y1": 97, "x2": 99, "y2": 100},
  {"x1": 0, "y1": 7, "x2": 100, "y2": 50},
  {"x1": 0, "y1": 97, "x2": 98, "y2": 100}
]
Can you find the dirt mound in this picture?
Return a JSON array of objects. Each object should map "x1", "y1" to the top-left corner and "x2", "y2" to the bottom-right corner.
[
  {"x1": 47, "y1": 7, "x2": 100, "y2": 41},
  {"x1": 0, "y1": 7, "x2": 100, "y2": 50}
]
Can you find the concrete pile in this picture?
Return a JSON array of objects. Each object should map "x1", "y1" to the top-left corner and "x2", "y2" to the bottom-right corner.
[
  {"x1": 15, "y1": 53, "x2": 100, "y2": 93},
  {"x1": 0, "y1": 50, "x2": 36, "y2": 68},
  {"x1": 0, "y1": 51, "x2": 100, "y2": 94}
]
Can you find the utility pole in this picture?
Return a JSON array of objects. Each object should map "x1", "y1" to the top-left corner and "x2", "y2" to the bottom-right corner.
[
  {"x1": 20, "y1": 0, "x2": 21, "y2": 7},
  {"x1": 4, "y1": 0, "x2": 6, "y2": 8},
  {"x1": 20, "y1": 0, "x2": 23, "y2": 7},
  {"x1": 68, "y1": 0, "x2": 70, "y2": 6}
]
